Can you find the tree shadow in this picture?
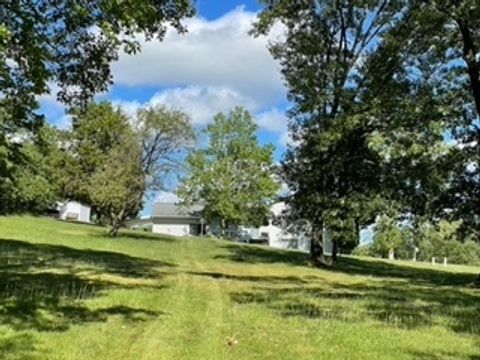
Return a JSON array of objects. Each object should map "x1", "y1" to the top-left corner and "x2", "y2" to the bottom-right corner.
[
  {"x1": 230, "y1": 278, "x2": 480, "y2": 334},
  {"x1": 92, "y1": 231, "x2": 177, "y2": 242},
  {"x1": 333, "y1": 257, "x2": 477, "y2": 286},
  {"x1": 217, "y1": 243, "x2": 477, "y2": 287},
  {"x1": 0, "y1": 238, "x2": 169, "y2": 333},
  {"x1": 214, "y1": 243, "x2": 310, "y2": 266},
  {"x1": 0, "y1": 238, "x2": 175, "y2": 279},
  {"x1": 0, "y1": 331, "x2": 42, "y2": 360},
  {"x1": 187, "y1": 271, "x2": 308, "y2": 284}
]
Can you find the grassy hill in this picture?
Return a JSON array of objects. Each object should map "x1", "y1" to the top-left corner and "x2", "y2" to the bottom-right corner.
[{"x1": 0, "y1": 216, "x2": 479, "y2": 360}]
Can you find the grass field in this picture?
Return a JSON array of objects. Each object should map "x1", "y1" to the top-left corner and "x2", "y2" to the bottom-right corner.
[{"x1": 0, "y1": 216, "x2": 479, "y2": 360}]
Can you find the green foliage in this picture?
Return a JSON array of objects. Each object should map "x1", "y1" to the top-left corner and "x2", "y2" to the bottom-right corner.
[
  {"x1": 253, "y1": 0, "x2": 480, "y2": 265},
  {"x1": 179, "y1": 107, "x2": 279, "y2": 232},
  {"x1": 253, "y1": 0, "x2": 443, "y2": 264},
  {"x1": 64, "y1": 102, "x2": 194, "y2": 235},
  {"x1": 0, "y1": 0, "x2": 194, "y2": 214},
  {"x1": 136, "y1": 105, "x2": 196, "y2": 191},
  {"x1": 0, "y1": 125, "x2": 64, "y2": 214},
  {"x1": 351, "y1": 244, "x2": 374, "y2": 257},
  {"x1": 372, "y1": 215, "x2": 412, "y2": 260},
  {"x1": 416, "y1": 221, "x2": 480, "y2": 266}
]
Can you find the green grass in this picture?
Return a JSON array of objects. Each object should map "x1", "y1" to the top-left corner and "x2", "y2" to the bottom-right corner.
[{"x1": 0, "y1": 216, "x2": 479, "y2": 360}]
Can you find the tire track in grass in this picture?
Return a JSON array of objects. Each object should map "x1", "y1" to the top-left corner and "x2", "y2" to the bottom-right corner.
[{"x1": 131, "y1": 239, "x2": 232, "y2": 360}]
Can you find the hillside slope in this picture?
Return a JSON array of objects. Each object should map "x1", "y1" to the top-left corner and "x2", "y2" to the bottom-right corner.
[{"x1": 0, "y1": 216, "x2": 478, "y2": 360}]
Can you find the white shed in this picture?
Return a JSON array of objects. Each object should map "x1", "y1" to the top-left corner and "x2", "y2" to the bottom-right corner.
[{"x1": 58, "y1": 201, "x2": 91, "y2": 223}]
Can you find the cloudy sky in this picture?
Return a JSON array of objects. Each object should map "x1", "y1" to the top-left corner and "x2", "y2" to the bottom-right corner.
[
  {"x1": 42, "y1": 0, "x2": 289, "y2": 150},
  {"x1": 41, "y1": 0, "x2": 290, "y2": 210}
]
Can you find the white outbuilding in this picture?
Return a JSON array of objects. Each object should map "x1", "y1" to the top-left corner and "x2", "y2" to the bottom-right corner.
[{"x1": 58, "y1": 201, "x2": 91, "y2": 223}]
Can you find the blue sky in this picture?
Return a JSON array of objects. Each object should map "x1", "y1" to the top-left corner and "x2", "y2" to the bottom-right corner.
[{"x1": 40, "y1": 1, "x2": 290, "y2": 211}]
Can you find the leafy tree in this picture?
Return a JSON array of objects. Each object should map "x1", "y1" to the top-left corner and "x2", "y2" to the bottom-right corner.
[
  {"x1": 136, "y1": 105, "x2": 196, "y2": 194},
  {"x1": 253, "y1": 0, "x2": 402, "y2": 265},
  {"x1": 88, "y1": 133, "x2": 145, "y2": 236},
  {"x1": 253, "y1": 0, "x2": 451, "y2": 267},
  {"x1": 0, "y1": 0, "x2": 194, "y2": 213},
  {"x1": 179, "y1": 107, "x2": 280, "y2": 236},
  {"x1": 415, "y1": 220, "x2": 480, "y2": 266},
  {"x1": 372, "y1": 215, "x2": 412, "y2": 260},
  {"x1": 0, "y1": 124, "x2": 64, "y2": 214},
  {"x1": 65, "y1": 102, "x2": 194, "y2": 235}
]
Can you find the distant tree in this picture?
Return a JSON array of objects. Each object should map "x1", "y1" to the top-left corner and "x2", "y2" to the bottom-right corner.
[
  {"x1": 0, "y1": 124, "x2": 64, "y2": 214},
  {"x1": 136, "y1": 105, "x2": 196, "y2": 195},
  {"x1": 65, "y1": 102, "x2": 194, "y2": 236},
  {"x1": 87, "y1": 133, "x2": 145, "y2": 236},
  {"x1": 372, "y1": 215, "x2": 411, "y2": 260},
  {"x1": 0, "y1": 0, "x2": 194, "y2": 213},
  {"x1": 179, "y1": 107, "x2": 280, "y2": 236}
]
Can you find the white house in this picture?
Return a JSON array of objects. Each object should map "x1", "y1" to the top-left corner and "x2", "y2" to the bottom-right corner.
[
  {"x1": 149, "y1": 201, "x2": 314, "y2": 252},
  {"x1": 151, "y1": 203, "x2": 205, "y2": 237},
  {"x1": 258, "y1": 202, "x2": 311, "y2": 252},
  {"x1": 58, "y1": 201, "x2": 91, "y2": 223}
]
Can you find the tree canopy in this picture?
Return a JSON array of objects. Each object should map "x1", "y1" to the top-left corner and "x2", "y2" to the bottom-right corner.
[
  {"x1": 0, "y1": 0, "x2": 194, "y2": 214},
  {"x1": 179, "y1": 107, "x2": 280, "y2": 235},
  {"x1": 254, "y1": 0, "x2": 480, "y2": 266}
]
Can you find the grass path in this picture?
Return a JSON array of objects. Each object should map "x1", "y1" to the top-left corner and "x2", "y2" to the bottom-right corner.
[{"x1": 0, "y1": 216, "x2": 479, "y2": 359}]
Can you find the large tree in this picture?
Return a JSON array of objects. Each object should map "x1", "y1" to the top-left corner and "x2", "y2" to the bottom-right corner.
[
  {"x1": 179, "y1": 107, "x2": 280, "y2": 236},
  {"x1": 254, "y1": 0, "x2": 450, "y2": 266},
  {"x1": 0, "y1": 0, "x2": 194, "y2": 213},
  {"x1": 65, "y1": 102, "x2": 194, "y2": 235}
]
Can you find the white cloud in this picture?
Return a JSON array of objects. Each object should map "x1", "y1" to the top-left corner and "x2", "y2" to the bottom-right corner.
[
  {"x1": 112, "y1": 7, "x2": 286, "y2": 109},
  {"x1": 113, "y1": 86, "x2": 291, "y2": 143},
  {"x1": 154, "y1": 191, "x2": 180, "y2": 204},
  {"x1": 256, "y1": 107, "x2": 288, "y2": 133},
  {"x1": 149, "y1": 85, "x2": 257, "y2": 125}
]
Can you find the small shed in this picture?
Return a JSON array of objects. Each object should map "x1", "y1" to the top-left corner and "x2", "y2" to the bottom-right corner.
[{"x1": 58, "y1": 201, "x2": 91, "y2": 223}]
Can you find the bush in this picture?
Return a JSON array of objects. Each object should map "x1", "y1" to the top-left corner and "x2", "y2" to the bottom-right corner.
[
  {"x1": 416, "y1": 220, "x2": 480, "y2": 266},
  {"x1": 372, "y1": 215, "x2": 413, "y2": 260},
  {"x1": 352, "y1": 244, "x2": 374, "y2": 257}
]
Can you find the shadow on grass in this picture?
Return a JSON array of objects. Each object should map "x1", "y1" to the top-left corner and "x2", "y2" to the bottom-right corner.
[
  {"x1": 0, "y1": 238, "x2": 175, "y2": 279},
  {"x1": 230, "y1": 277, "x2": 480, "y2": 334},
  {"x1": 187, "y1": 271, "x2": 308, "y2": 284},
  {"x1": 0, "y1": 238, "x2": 169, "y2": 332},
  {"x1": 92, "y1": 230, "x2": 177, "y2": 242},
  {"x1": 0, "y1": 331, "x2": 42, "y2": 360},
  {"x1": 217, "y1": 242, "x2": 477, "y2": 287},
  {"x1": 333, "y1": 256, "x2": 477, "y2": 286},
  {"x1": 214, "y1": 243, "x2": 310, "y2": 267}
]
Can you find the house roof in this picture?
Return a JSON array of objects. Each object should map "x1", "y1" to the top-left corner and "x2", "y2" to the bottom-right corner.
[{"x1": 152, "y1": 203, "x2": 203, "y2": 219}]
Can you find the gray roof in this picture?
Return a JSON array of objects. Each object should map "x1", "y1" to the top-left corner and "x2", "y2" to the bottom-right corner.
[{"x1": 152, "y1": 203, "x2": 203, "y2": 219}]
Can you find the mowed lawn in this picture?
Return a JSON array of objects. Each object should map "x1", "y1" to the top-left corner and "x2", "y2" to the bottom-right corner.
[{"x1": 0, "y1": 217, "x2": 479, "y2": 360}]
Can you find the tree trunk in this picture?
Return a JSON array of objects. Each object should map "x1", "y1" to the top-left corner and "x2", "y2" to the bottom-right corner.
[
  {"x1": 457, "y1": 19, "x2": 480, "y2": 118},
  {"x1": 310, "y1": 227, "x2": 330, "y2": 267},
  {"x1": 109, "y1": 208, "x2": 125, "y2": 237},
  {"x1": 455, "y1": 19, "x2": 480, "y2": 286},
  {"x1": 332, "y1": 240, "x2": 338, "y2": 261},
  {"x1": 355, "y1": 218, "x2": 361, "y2": 245},
  {"x1": 109, "y1": 222, "x2": 121, "y2": 237},
  {"x1": 221, "y1": 218, "x2": 226, "y2": 238}
]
